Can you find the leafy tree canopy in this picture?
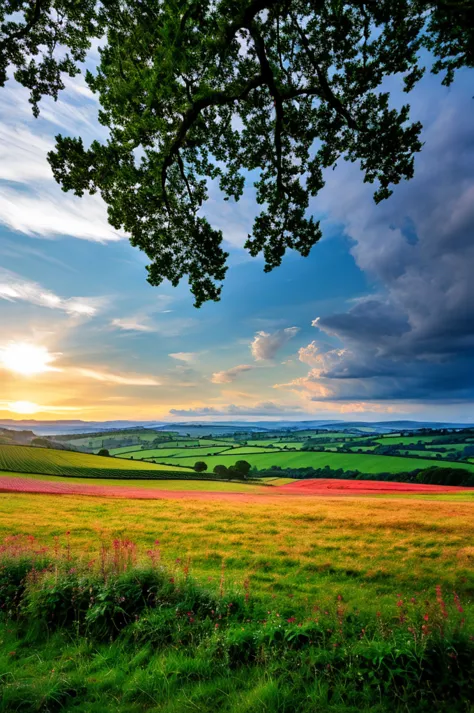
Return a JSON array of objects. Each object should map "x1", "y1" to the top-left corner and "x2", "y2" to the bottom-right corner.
[
  {"x1": 2, "y1": 0, "x2": 473, "y2": 305},
  {"x1": 0, "y1": 0, "x2": 104, "y2": 116},
  {"x1": 234, "y1": 459, "x2": 251, "y2": 475},
  {"x1": 213, "y1": 464, "x2": 228, "y2": 476}
]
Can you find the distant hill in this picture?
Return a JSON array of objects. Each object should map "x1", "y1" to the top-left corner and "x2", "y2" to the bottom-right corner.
[
  {"x1": 1, "y1": 418, "x2": 472, "y2": 438},
  {"x1": 0, "y1": 420, "x2": 166, "y2": 436},
  {"x1": 0, "y1": 427, "x2": 84, "y2": 452},
  {"x1": 0, "y1": 427, "x2": 36, "y2": 445}
]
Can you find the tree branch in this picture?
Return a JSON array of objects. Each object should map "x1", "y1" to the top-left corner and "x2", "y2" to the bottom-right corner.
[
  {"x1": 247, "y1": 23, "x2": 286, "y2": 196},
  {"x1": 161, "y1": 74, "x2": 265, "y2": 211},
  {"x1": 177, "y1": 151, "x2": 196, "y2": 207},
  {"x1": 0, "y1": 0, "x2": 44, "y2": 52},
  {"x1": 290, "y1": 13, "x2": 358, "y2": 130}
]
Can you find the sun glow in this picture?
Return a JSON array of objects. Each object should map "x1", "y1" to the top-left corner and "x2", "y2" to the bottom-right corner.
[
  {"x1": 0, "y1": 343, "x2": 58, "y2": 376},
  {"x1": 7, "y1": 401, "x2": 40, "y2": 414}
]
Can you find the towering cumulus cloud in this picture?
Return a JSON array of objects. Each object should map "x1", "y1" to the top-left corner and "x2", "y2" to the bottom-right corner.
[{"x1": 288, "y1": 87, "x2": 474, "y2": 404}]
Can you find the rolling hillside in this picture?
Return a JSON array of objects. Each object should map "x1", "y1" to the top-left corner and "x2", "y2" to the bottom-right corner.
[{"x1": 0, "y1": 445, "x2": 191, "y2": 479}]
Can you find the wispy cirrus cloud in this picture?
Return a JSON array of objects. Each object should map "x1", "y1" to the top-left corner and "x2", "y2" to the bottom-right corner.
[
  {"x1": 0, "y1": 183, "x2": 121, "y2": 243},
  {"x1": 0, "y1": 268, "x2": 105, "y2": 317},
  {"x1": 111, "y1": 318, "x2": 155, "y2": 333},
  {"x1": 76, "y1": 368, "x2": 161, "y2": 386},
  {"x1": 211, "y1": 364, "x2": 253, "y2": 384},
  {"x1": 169, "y1": 352, "x2": 199, "y2": 363},
  {"x1": 110, "y1": 315, "x2": 196, "y2": 337},
  {"x1": 0, "y1": 120, "x2": 121, "y2": 243}
]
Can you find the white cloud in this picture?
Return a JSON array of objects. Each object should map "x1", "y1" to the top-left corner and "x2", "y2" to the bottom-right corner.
[
  {"x1": 0, "y1": 125, "x2": 53, "y2": 183},
  {"x1": 76, "y1": 368, "x2": 161, "y2": 386},
  {"x1": 274, "y1": 371, "x2": 334, "y2": 399},
  {"x1": 169, "y1": 401, "x2": 303, "y2": 417},
  {"x1": 111, "y1": 318, "x2": 155, "y2": 333},
  {"x1": 298, "y1": 341, "x2": 346, "y2": 373},
  {"x1": 0, "y1": 268, "x2": 104, "y2": 317},
  {"x1": 211, "y1": 364, "x2": 253, "y2": 384},
  {"x1": 250, "y1": 327, "x2": 300, "y2": 361},
  {"x1": 109, "y1": 311, "x2": 196, "y2": 337},
  {"x1": 169, "y1": 352, "x2": 199, "y2": 363},
  {"x1": 0, "y1": 122, "x2": 121, "y2": 243},
  {"x1": 0, "y1": 184, "x2": 121, "y2": 243}
]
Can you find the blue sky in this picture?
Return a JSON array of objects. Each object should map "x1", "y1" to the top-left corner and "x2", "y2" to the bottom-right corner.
[{"x1": 0, "y1": 48, "x2": 473, "y2": 423}]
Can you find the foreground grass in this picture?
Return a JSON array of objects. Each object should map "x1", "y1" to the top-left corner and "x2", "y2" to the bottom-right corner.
[
  {"x1": 0, "y1": 492, "x2": 473, "y2": 611},
  {"x1": 0, "y1": 549, "x2": 472, "y2": 713}
]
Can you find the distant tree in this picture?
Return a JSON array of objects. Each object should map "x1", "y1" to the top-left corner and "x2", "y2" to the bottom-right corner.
[
  {"x1": 234, "y1": 460, "x2": 251, "y2": 479},
  {"x1": 98, "y1": 448, "x2": 110, "y2": 457},
  {"x1": 213, "y1": 464, "x2": 228, "y2": 478},
  {"x1": 194, "y1": 461, "x2": 208, "y2": 473},
  {"x1": 227, "y1": 465, "x2": 242, "y2": 479}
]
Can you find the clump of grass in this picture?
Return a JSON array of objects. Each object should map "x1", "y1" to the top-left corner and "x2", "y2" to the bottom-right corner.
[{"x1": 0, "y1": 534, "x2": 473, "y2": 712}]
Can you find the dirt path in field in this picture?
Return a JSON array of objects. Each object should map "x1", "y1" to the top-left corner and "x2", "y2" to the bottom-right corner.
[{"x1": 0, "y1": 475, "x2": 470, "y2": 501}]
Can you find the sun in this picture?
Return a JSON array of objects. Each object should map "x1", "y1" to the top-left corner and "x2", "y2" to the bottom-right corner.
[
  {"x1": 0, "y1": 343, "x2": 58, "y2": 376},
  {"x1": 7, "y1": 401, "x2": 40, "y2": 414}
]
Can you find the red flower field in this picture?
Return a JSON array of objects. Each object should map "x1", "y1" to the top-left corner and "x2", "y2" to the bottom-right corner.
[{"x1": 0, "y1": 474, "x2": 470, "y2": 501}]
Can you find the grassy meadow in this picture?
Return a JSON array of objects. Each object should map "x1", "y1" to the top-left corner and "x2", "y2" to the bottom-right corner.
[
  {"x1": 1, "y1": 491, "x2": 473, "y2": 711},
  {"x1": 1, "y1": 491, "x2": 473, "y2": 604},
  {"x1": 1, "y1": 426, "x2": 474, "y2": 710}
]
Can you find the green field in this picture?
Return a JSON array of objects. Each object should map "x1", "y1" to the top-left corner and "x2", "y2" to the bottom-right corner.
[
  {"x1": 119, "y1": 445, "x2": 235, "y2": 460},
  {"x1": 168, "y1": 448, "x2": 474, "y2": 473},
  {"x1": 246, "y1": 439, "x2": 307, "y2": 447},
  {"x1": 375, "y1": 435, "x2": 458, "y2": 445},
  {"x1": 0, "y1": 444, "x2": 190, "y2": 479},
  {"x1": 109, "y1": 444, "x2": 147, "y2": 455},
  {"x1": 0, "y1": 470, "x2": 264, "y2": 492},
  {"x1": 117, "y1": 445, "x2": 287, "y2": 462},
  {"x1": 247, "y1": 440, "x2": 306, "y2": 449},
  {"x1": 67, "y1": 430, "x2": 165, "y2": 448}
]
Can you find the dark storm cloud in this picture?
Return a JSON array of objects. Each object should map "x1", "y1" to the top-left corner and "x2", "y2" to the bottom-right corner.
[{"x1": 306, "y1": 76, "x2": 474, "y2": 402}]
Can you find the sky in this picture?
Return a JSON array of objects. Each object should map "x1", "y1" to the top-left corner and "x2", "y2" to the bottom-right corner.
[{"x1": 0, "y1": 47, "x2": 473, "y2": 424}]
